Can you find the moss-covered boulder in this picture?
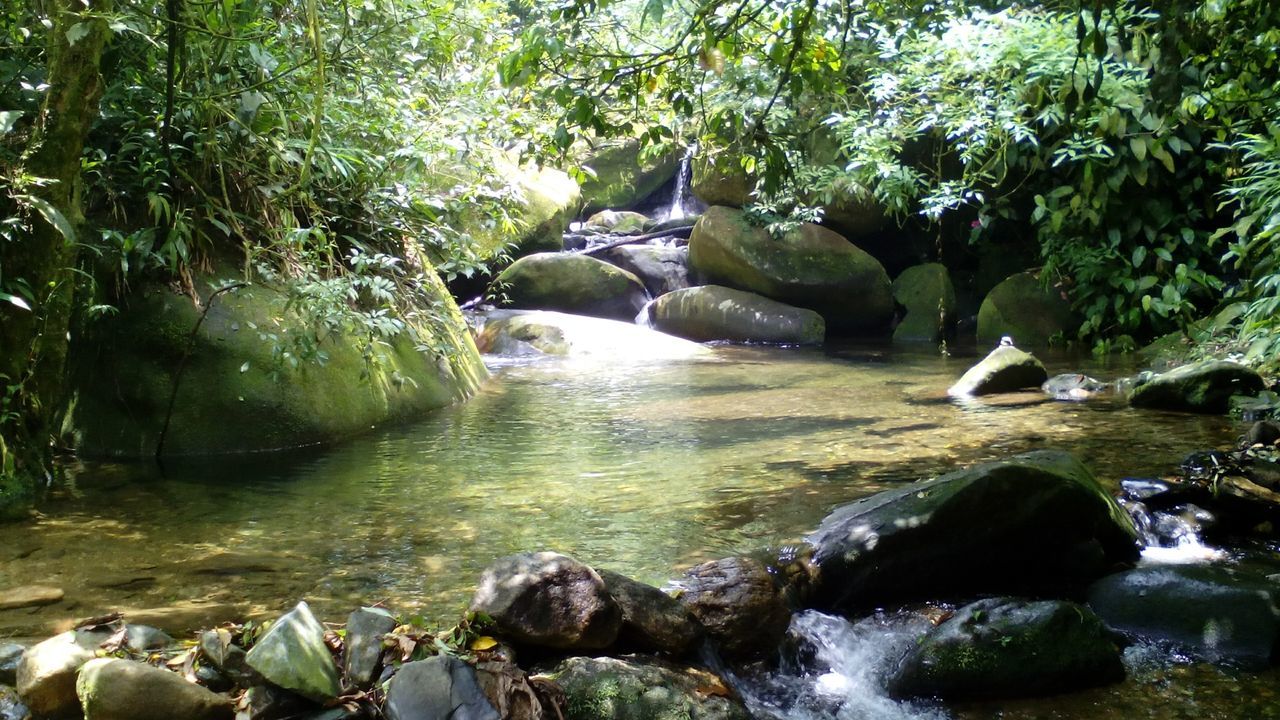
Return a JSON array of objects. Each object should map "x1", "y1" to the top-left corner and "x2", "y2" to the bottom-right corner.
[
  {"x1": 495, "y1": 253, "x2": 649, "y2": 321},
  {"x1": 889, "y1": 598, "x2": 1125, "y2": 700},
  {"x1": 806, "y1": 450, "x2": 1140, "y2": 611},
  {"x1": 688, "y1": 206, "x2": 893, "y2": 333},
  {"x1": 892, "y1": 263, "x2": 957, "y2": 343},
  {"x1": 976, "y1": 272, "x2": 1075, "y2": 347},
  {"x1": 66, "y1": 271, "x2": 486, "y2": 458},
  {"x1": 584, "y1": 210, "x2": 651, "y2": 235},
  {"x1": 948, "y1": 344, "x2": 1049, "y2": 396},
  {"x1": 458, "y1": 160, "x2": 581, "y2": 262},
  {"x1": 546, "y1": 656, "x2": 750, "y2": 720},
  {"x1": 1129, "y1": 360, "x2": 1266, "y2": 414},
  {"x1": 470, "y1": 552, "x2": 621, "y2": 651},
  {"x1": 77, "y1": 658, "x2": 235, "y2": 720},
  {"x1": 579, "y1": 140, "x2": 680, "y2": 215},
  {"x1": 475, "y1": 311, "x2": 712, "y2": 360},
  {"x1": 648, "y1": 285, "x2": 825, "y2": 345},
  {"x1": 691, "y1": 150, "x2": 753, "y2": 208}
]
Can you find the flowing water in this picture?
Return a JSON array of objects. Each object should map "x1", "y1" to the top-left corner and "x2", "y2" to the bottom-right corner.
[{"x1": 0, "y1": 340, "x2": 1271, "y2": 718}]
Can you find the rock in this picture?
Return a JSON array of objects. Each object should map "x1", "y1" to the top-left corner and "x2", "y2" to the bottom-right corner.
[
  {"x1": 675, "y1": 556, "x2": 790, "y2": 661},
  {"x1": 240, "y1": 684, "x2": 312, "y2": 720},
  {"x1": 16, "y1": 631, "x2": 99, "y2": 718},
  {"x1": 601, "y1": 246, "x2": 690, "y2": 297},
  {"x1": 0, "y1": 585, "x2": 64, "y2": 610},
  {"x1": 473, "y1": 660, "x2": 552, "y2": 720},
  {"x1": 0, "y1": 685, "x2": 28, "y2": 720},
  {"x1": 343, "y1": 607, "x2": 397, "y2": 690},
  {"x1": 807, "y1": 450, "x2": 1140, "y2": 611},
  {"x1": 1247, "y1": 420, "x2": 1280, "y2": 446},
  {"x1": 470, "y1": 552, "x2": 621, "y2": 651},
  {"x1": 244, "y1": 601, "x2": 341, "y2": 702},
  {"x1": 77, "y1": 657, "x2": 234, "y2": 720},
  {"x1": 495, "y1": 253, "x2": 649, "y2": 321},
  {"x1": 0, "y1": 643, "x2": 23, "y2": 685},
  {"x1": 889, "y1": 598, "x2": 1124, "y2": 700},
  {"x1": 891, "y1": 263, "x2": 957, "y2": 343},
  {"x1": 475, "y1": 311, "x2": 711, "y2": 360},
  {"x1": 579, "y1": 139, "x2": 680, "y2": 215},
  {"x1": 457, "y1": 158, "x2": 581, "y2": 260},
  {"x1": 688, "y1": 206, "x2": 893, "y2": 333},
  {"x1": 384, "y1": 655, "x2": 499, "y2": 720},
  {"x1": 1087, "y1": 565, "x2": 1280, "y2": 668},
  {"x1": 1042, "y1": 373, "x2": 1110, "y2": 401},
  {"x1": 1231, "y1": 391, "x2": 1280, "y2": 422},
  {"x1": 547, "y1": 656, "x2": 749, "y2": 720},
  {"x1": 124, "y1": 624, "x2": 175, "y2": 653},
  {"x1": 596, "y1": 570, "x2": 703, "y2": 656},
  {"x1": 976, "y1": 272, "x2": 1075, "y2": 347},
  {"x1": 647, "y1": 285, "x2": 825, "y2": 345},
  {"x1": 1129, "y1": 360, "x2": 1266, "y2": 414},
  {"x1": 948, "y1": 344, "x2": 1049, "y2": 396},
  {"x1": 690, "y1": 150, "x2": 753, "y2": 208},
  {"x1": 584, "y1": 211, "x2": 651, "y2": 234},
  {"x1": 200, "y1": 629, "x2": 262, "y2": 687}
]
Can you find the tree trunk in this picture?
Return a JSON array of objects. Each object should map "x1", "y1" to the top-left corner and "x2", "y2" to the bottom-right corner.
[{"x1": 0, "y1": 0, "x2": 111, "y2": 520}]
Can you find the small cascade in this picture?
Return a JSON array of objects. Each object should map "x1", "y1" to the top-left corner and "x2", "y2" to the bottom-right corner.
[
  {"x1": 1119, "y1": 479, "x2": 1227, "y2": 564},
  {"x1": 733, "y1": 611, "x2": 948, "y2": 720},
  {"x1": 661, "y1": 143, "x2": 697, "y2": 222}
]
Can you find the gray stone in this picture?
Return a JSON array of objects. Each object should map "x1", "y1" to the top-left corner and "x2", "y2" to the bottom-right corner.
[
  {"x1": 0, "y1": 685, "x2": 29, "y2": 720},
  {"x1": 648, "y1": 285, "x2": 825, "y2": 345},
  {"x1": 676, "y1": 556, "x2": 790, "y2": 661},
  {"x1": 0, "y1": 585, "x2": 64, "y2": 610},
  {"x1": 977, "y1": 272, "x2": 1075, "y2": 347},
  {"x1": 548, "y1": 656, "x2": 750, "y2": 720},
  {"x1": 892, "y1": 263, "x2": 957, "y2": 343},
  {"x1": 245, "y1": 601, "x2": 341, "y2": 701},
  {"x1": 601, "y1": 245, "x2": 691, "y2": 297},
  {"x1": 199, "y1": 629, "x2": 262, "y2": 687},
  {"x1": 16, "y1": 631, "x2": 99, "y2": 718},
  {"x1": 1042, "y1": 373, "x2": 1110, "y2": 401},
  {"x1": 242, "y1": 684, "x2": 311, "y2": 720},
  {"x1": 124, "y1": 624, "x2": 175, "y2": 653},
  {"x1": 77, "y1": 657, "x2": 234, "y2": 720},
  {"x1": 0, "y1": 643, "x2": 23, "y2": 686},
  {"x1": 596, "y1": 569, "x2": 703, "y2": 657},
  {"x1": 584, "y1": 210, "x2": 651, "y2": 234},
  {"x1": 384, "y1": 655, "x2": 499, "y2": 720},
  {"x1": 343, "y1": 606, "x2": 397, "y2": 690},
  {"x1": 495, "y1": 253, "x2": 650, "y2": 321},
  {"x1": 579, "y1": 139, "x2": 679, "y2": 215},
  {"x1": 1129, "y1": 360, "x2": 1266, "y2": 414},
  {"x1": 889, "y1": 598, "x2": 1125, "y2": 700},
  {"x1": 470, "y1": 552, "x2": 621, "y2": 651},
  {"x1": 948, "y1": 344, "x2": 1048, "y2": 396},
  {"x1": 807, "y1": 450, "x2": 1140, "y2": 611}
]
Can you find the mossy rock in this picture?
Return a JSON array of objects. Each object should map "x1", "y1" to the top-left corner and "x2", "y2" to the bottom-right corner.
[
  {"x1": 948, "y1": 344, "x2": 1048, "y2": 396},
  {"x1": 892, "y1": 263, "x2": 957, "y2": 343},
  {"x1": 579, "y1": 139, "x2": 680, "y2": 215},
  {"x1": 976, "y1": 272, "x2": 1075, "y2": 347},
  {"x1": 495, "y1": 253, "x2": 649, "y2": 321},
  {"x1": 688, "y1": 206, "x2": 893, "y2": 333},
  {"x1": 690, "y1": 150, "x2": 753, "y2": 208},
  {"x1": 66, "y1": 270, "x2": 486, "y2": 458},
  {"x1": 648, "y1": 285, "x2": 825, "y2": 345},
  {"x1": 455, "y1": 156, "x2": 581, "y2": 263},
  {"x1": 1129, "y1": 359, "x2": 1266, "y2": 414},
  {"x1": 547, "y1": 656, "x2": 750, "y2": 720}
]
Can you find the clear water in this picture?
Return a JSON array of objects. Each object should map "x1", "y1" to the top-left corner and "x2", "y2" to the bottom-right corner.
[{"x1": 1, "y1": 340, "x2": 1269, "y2": 718}]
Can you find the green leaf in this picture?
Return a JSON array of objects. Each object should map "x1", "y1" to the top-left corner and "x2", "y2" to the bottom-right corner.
[
  {"x1": 1154, "y1": 247, "x2": 1173, "y2": 262},
  {"x1": 17, "y1": 194, "x2": 76, "y2": 244},
  {"x1": 1132, "y1": 245, "x2": 1147, "y2": 267},
  {"x1": 65, "y1": 22, "x2": 90, "y2": 46},
  {"x1": 0, "y1": 292, "x2": 31, "y2": 312},
  {"x1": 1129, "y1": 136, "x2": 1146, "y2": 162},
  {"x1": 0, "y1": 111, "x2": 21, "y2": 135}
]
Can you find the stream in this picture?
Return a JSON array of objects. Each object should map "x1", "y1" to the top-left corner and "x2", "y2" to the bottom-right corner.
[{"x1": 1, "y1": 340, "x2": 1274, "y2": 718}]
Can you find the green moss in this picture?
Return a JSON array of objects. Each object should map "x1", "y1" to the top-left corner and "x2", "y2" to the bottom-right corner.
[
  {"x1": 579, "y1": 139, "x2": 680, "y2": 214},
  {"x1": 976, "y1": 272, "x2": 1075, "y2": 347}
]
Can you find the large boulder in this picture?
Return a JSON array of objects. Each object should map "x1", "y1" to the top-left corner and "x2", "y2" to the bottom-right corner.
[
  {"x1": 67, "y1": 270, "x2": 486, "y2": 458},
  {"x1": 691, "y1": 151, "x2": 753, "y2": 208},
  {"x1": 244, "y1": 601, "x2": 342, "y2": 702},
  {"x1": 475, "y1": 311, "x2": 710, "y2": 360},
  {"x1": 688, "y1": 206, "x2": 893, "y2": 333},
  {"x1": 455, "y1": 159, "x2": 581, "y2": 262},
  {"x1": 469, "y1": 552, "x2": 622, "y2": 651},
  {"x1": 675, "y1": 556, "x2": 791, "y2": 661},
  {"x1": 385, "y1": 656, "x2": 499, "y2": 720},
  {"x1": 976, "y1": 272, "x2": 1075, "y2": 347},
  {"x1": 889, "y1": 598, "x2": 1125, "y2": 700},
  {"x1": 596, "y1": 570, "x2": 703, "y2": 657},
  {"x1": 948, "y1": 344, "x2": 1049, "y2": 396},
  {"x1": 495, "y1": 253, "x2": 649, "y2": 321},
  {"x1": 547, "y1": 656, "x2": 750, "y2": 720},
  {"x1": 1086, "y1": 565, "x2": 1280, "y2": 668},
  {"x1": 806, "y1": 450, "x2": 1140, "y2": 611},
  {"x1": 600, "y1": 246, "x2": 691, "y2": 297},
  {"x1": 647, "y1": 286, "x2": 825, "y2": 345},
  {"x1": 1129, "y1": 360, "x2": 1266, "y2": 414},
  {"x1": 579, "y1": 140, "x2": 680, "y2": 215},
  {"x1": 891, "y1": 263, "x2": 957, "y2": 343},
  {"x1": 76, "y1": 658, "x2": 234, "y2": 720}
]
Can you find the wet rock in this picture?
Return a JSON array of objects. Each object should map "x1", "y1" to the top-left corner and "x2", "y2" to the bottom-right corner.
[
  {"x1": 1129, "y1": 360, "x2": 1266, "y2": 414},
  {"x1": 547, "y1": 656, "x2": 750, "y2": 720},
  {"x1": 948, "y1": 343, "x2": 1048, "y2": 396},
  {"x1": 470, "y1": 552, "x2": 621, "y2": 651},
  {"x1": 976, "y1": 272, "x2": 1075, "y2": 347},
  {"x1": 244, "y1": 601, "x2": 341, "y2": 702},
  {"x1": 77, "y1": 657, "x2": 234, "y2": 720},
  {"x1": 601, "y1": 245, "x2": 690, "y2": 297},
  {"x1": 1230, "y1": 391, "x2": 1280, "y2": 422},
  {"x1": 596, "y1": 569, "x2": 703, "y2": 656},
  {"x1": 0, "y1": 585, "x2": 64, "y2": 610},
  {"x1": 16, "y1": 631, "x2": 100, "y2": 718},
  {"x1": 343, "y1": 607, "x2": 397, "y2": 690},
  {"x1": 688, "y1": 206, "x2": 894, "y2": 333},
  {"x1": 124, "y1": 624, "x2": 175, "y2": 653},
  {"x1": 807, "y1": 450, "x2": 1140, "y2": 611},
  {"x1": 648, "y1": 285, "x2": 825, "y2": 345},
  {"x1": 889, "y1": 598, "x2": 1125, "y2": 700},
  {"x1": 1042, "y1": 373, "x2": 1110, "y2": 401},
  {"x1": 584, "y1": 210, "x2": 651, "y2": 234},
  {"x1": 0, "y1": 685, "x2": 28, "y2": 720},
  {"x1": 676, "y1": 556, "x2": 790, "y2": 661},
  {"x1": 495, "y1": 253, "x2": 650, "y2": 321},
  {"x1": 578, "y1": 139, "x2": 679, "y2": 215},
  {"x1": 241, "y1": 684, "x2": 312, "y2": 720},
  {"x1": 891, "y1": 263, "x2": 957, "y2": 343},
  {"x1": 384, "y1": 655, "x2": 499, "y2": 720},
  {"x1": 1087, "y1": 565, "x2": 1280, "y2": 668},
  {"x1": 200, "y1": 629, "x2": 262, "y2": 687},
  {"x1": 0, "y1": 643, "x2": 23, "y2": 685},
  {"x1": 1247, "y1": 420, "x2": 1280, "y2": 447},
  {"x1": 475, "y1": 311, "x2": 711, "y2": 360}
]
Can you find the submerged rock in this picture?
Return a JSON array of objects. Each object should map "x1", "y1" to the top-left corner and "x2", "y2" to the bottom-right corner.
[
  {"x1": 77, "y1": 657, "x2": 234, "y2": 720},
  {"x1": 16, "y1": 631, "x2": 101, "y2": 718},
  {"x1": 244, "y1": 601, "x2": 341, "y2": 702},
  {"x1": 1087, "y1": 565, "x2": 1280, "y2": 668},
  {"x1": 648, "y1": 285, "x2": 825, "y2": 345},
  {"x1": 344, "y1": 607, "x2": 397, "y2": 690},
  {"x1": 948, "y1": 343, "x2": 1048, "y2": 396},
  {"x1": 385, "y1": 655, "x2": 499, "y2": 720},
  {"x1": 0, "y1": 585, "x2": 63, "y2": 611},
  {"x1": 495, "y1": 253, "x2": 650, "y2": 321},
  {"x1": 807, "y1": 450, "x2": 1140, "y2": 610},
  {"x1": 596, "y1": 569, "x2": 703, "y2": 657},
  {"x1": 475, "y1": 311, "x2": 711, "y2": 360},
  {"x1": 889, "y1": 598, "x2": 1125, "y2": 700},
  {"x1": 601, "y1": 245, "x2": 690, "y2": 297},
  {"x1": 1129, "y1": 360, "x2": 1266, "y2": 414},
  {"x1": 891, "y1": 263, "x2": 957, "y2": 343},
  {"x1": 470, "y1": 552, "x2": 621, "y2": 651},
  {"x1": 675, "y1": 556, "x2": 790, "y2": 661},
  {"x1": 1042, "y1": 373, "x2": 1110, "y2": 401},
  {"x1": 547, "y1": 656, "x2": 750, "y2": 720},
  {"x1": 688, "y1": 206, "x2": 893, "y2": 333},
  {"x1": 976, "y1": 272, "x2": 1075, "y2": 347}
]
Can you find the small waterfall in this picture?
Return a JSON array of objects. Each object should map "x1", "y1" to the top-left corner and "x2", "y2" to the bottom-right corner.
[
  {"x1": 663, "y1": 143, "x2": 696, "y2": 222},
  {"x1": 733, "y1": 611, "x2": 948, "y2": 720},
  {"x1": 1118, "y1": 479, "x2": 1226, "y2": 564}
]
